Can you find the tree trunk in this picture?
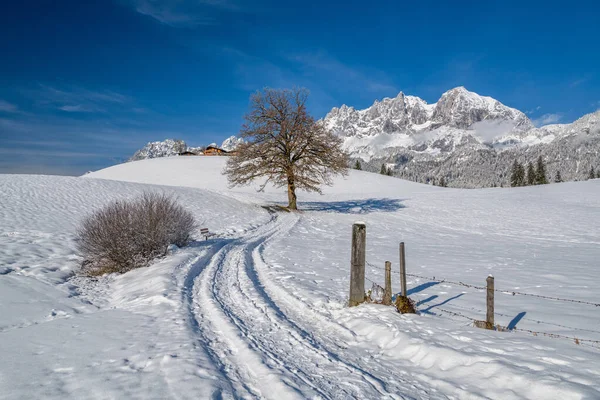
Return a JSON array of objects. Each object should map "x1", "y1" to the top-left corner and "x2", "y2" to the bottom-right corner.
[{"x1": 287, "y1": 175, "x2": 297, "y2": 210}]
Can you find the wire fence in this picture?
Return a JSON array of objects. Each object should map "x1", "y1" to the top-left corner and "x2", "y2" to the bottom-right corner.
[
  {"x1": 366, "y1": 261, "x2": 600, "y2": 307},
  {"x1": 363, "y1": 259, "x2": 600, "y2": 349}
]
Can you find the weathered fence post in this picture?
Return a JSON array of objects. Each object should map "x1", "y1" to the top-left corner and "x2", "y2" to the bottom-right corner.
[
  {"x1": 349, "y1": 222, "x2": 366, "y2": 307},
  {"x1": 399, "y1": 242, "x2": 407, "y2": 297},
  {"x1": 383, "y1": 261, "x2": 392, "y2": 305},
  {"x1": 486, "y1": 275, "x2": 494, "y2": 329}
]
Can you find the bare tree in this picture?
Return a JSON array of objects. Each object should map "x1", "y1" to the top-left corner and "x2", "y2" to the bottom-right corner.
[{"x1": 225, "y1": 88, "x2": 348, "y2": 210}]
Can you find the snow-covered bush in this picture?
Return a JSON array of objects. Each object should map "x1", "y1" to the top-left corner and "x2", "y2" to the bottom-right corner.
[{"x1": 77, "y1": 192, "x2": 197, "y2": 275}]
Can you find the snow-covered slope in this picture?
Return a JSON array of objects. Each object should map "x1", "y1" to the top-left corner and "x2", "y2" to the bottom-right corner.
[{"x1": 2, "y1": 157, "x2": 600, "y2": 399}]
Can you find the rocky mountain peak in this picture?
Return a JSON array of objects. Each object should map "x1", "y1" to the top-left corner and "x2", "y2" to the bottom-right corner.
[{"x1": 431, "y1": 86, "x2": 533, "y2": 130}]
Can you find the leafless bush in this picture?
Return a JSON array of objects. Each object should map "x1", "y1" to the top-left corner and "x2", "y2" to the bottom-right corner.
[{"x1": 77, "y1": 192, "x2": 197, "y2": 275}]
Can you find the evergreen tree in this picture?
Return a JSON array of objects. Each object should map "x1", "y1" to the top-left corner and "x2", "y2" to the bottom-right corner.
[
  {"x1": 510, "y1": 160, "x2": 522, "y2": 187},
  {"x1": 439, "y1": 176, "x2": 446, "y2": 187},
  {"x1": 517, "y1": 163, "x2": 526, "y2": 186},
  {"x1": 589, "y1": 166, "x2": 596, "y2": 180},
  {"x1": 386, "y1": 167, "x2": 393, "y2": 176},
  {"x1": 527, "y1": 162, "x2": 536, "y2": 185},
  {"x1": 535, "y1": 156, "x2": 548, "y2": 184},
  {"x1": 380, "y1": 163, "x2": 388, "y2": 175},
  {"x1": 597, "y1": 170, "x2": 600, "y2": 179},
  {"x1": 354, "y1": 160, "x2": 362, "y2": 170},
  {"x1": 554, "y1": 170, "x2": 562, "y2": 183}
]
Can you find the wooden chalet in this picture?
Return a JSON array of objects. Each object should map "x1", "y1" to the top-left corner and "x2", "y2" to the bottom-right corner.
[
  {"x1": 178, "y1": 151, "x2": 199, "y2": 156},
  {"x1": 204, "y1": 146, "x2": 229, "y2": 156}
]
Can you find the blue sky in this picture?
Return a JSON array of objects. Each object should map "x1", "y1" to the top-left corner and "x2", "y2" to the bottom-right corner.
[{"x1": 1, "y1": 0, "x2": 599, "y2": 175}]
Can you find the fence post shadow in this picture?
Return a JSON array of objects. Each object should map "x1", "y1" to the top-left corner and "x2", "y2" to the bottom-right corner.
[{"x1": 508, "y1": 311, "x2": 527, "y2": 330}]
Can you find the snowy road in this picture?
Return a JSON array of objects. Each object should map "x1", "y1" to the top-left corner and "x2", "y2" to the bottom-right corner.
[{"x1": 180, "y1": 210, "x2": 437, "y2": 399}]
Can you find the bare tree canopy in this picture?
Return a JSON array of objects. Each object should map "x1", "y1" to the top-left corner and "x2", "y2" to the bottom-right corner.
[{"x1": 225, "y1": 88, "x2": 349, "y2": 210}]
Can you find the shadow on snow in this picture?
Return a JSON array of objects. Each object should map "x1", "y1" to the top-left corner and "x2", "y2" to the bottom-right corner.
[
  {"x1": 299, "y1": 198, "x2": 405, "y2": 214},
  {"x1": 508, "y1": 311, "x2": 527, "y2": 330}
]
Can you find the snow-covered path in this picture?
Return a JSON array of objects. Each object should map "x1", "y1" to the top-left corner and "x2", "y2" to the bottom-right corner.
[{"x1": 184, "y1": 210, "x2": 411, "y2": 398}]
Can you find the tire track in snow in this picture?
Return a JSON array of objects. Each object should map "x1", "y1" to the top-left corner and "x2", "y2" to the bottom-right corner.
[{"x1": 187, "y1": 211, "x2": 415, "y2": 399}]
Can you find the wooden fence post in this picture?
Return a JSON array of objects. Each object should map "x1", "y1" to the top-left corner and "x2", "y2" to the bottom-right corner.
[
  {"x1": 486, "y1": 275, "x2": 494, "y2": 329},
  {"x1": 349, "y1": 222, "x2": 366, "y2": 307},
  {"x1": 399, "y1": 242, "x2": 407, "y2": 297},
  {"x1": 383, "y1": 261, "x2": 392, "y2": 305}
]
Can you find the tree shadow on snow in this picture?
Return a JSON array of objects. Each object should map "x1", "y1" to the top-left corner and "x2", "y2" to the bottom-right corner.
[{"x1": 299, "y1": 198, "x2": 405, "y2": 214}]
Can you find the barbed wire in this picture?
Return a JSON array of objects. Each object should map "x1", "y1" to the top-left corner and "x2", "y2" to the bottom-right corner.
[
  {"x1": 511, "y1": 327, "x2": 600, "y2": 348},
  {"x1": 449, "y1": 303, "x2": 600, "y2": 335},
  {"x1": 366, "y1": 261, "x2": 600, "y2": 307},
  {"x1": 405, "y1": 272, "x2": 600, "y2": 307},
  {"x1": 366, "y1": 260, "x2": 600, "y2": 347},
  {"x1": 432, "y1": 307, "x2": 600, "y2": 348},
  {"x1": 366, "y1": 261, "x2": 387, "y2": 271},
  {"x1": 435, "y1": 307, "x2": 477, "y2": 322}
]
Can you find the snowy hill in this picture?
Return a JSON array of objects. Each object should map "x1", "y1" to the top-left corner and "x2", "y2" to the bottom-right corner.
[
  {"x1": 324, "y1": 87, "x2": 600, "y2": 187},
  {"x1": 2, "y1": 157, "x2": 600, "y2": 399}
]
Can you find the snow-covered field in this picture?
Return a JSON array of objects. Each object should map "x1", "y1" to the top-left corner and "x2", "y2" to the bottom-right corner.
[{"x1": 1, "y1": 156, "x2": 599, "y2": 399}]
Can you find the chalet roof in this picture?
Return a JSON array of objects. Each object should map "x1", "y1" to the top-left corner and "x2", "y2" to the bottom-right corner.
[{"x1": 205, "y1": 146, "x2": 228, "y2": 152}]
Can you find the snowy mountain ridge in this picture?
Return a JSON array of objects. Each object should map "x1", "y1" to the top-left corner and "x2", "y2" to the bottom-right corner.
[
  {"x1": 324, "y1": 86, "x2": 600, "y2": 186},
  {"x1": 323, "y1": 86, "x2": 538, "y2": 160}
]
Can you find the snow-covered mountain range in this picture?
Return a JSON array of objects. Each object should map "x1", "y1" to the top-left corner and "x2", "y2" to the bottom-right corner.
[
  {"x1": 129, "y1": 136, "x2": 242, "y2": 161},
  {"x1": 323, "y1": 86, "x2": 600, "y2": 187},
  {"x1": 127, "y1": 87, "x2": 598, "y2": 187}
]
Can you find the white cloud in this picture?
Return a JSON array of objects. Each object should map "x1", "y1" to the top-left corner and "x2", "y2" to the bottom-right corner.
[
  {"x1": 59, "y1": 104, "x2": 102, "y2": 113},
  {"x1": 569, "y1": 78, "x2": 588, "y2": 88},
  {"x1": 21, "y1": 84, "x2": 134, "y2": 114},
  {"x1": 533, "y1": 113, "x2": 563, "y2": 127},
  {"x1": 525, "y1": 105, "x2": 541, "y2": 115},
  {"x1": 36, "y1": 84, "x2": 129, "y2": 105},
  {"x1": 0, "y1": 100, "x2": 18, "y2": 113},
  {"x1": 128, "y1": 0, "x2": 241, "y2": 26},
  {"x1": 471, "y1": 120, "x2": 518, "y2": 142}
]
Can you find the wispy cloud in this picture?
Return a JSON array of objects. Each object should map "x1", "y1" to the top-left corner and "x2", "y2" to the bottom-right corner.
[
  {"x1": 37, "y1": 84, "x2": 128, "y2": 104},
  {"x1": 569, "y1": 77, "x2": 589, "y2": 88},
  {"x1": 289, "y1": 51, "x2": 398, "y2": 96},
  {"x1": 0, "y1": 112, "x2": 195, "y2": 175},
  {"x1": 127, "y1": 0, "x2": 241, "y2": 26},
  {"x1": 21, "y1": 84, "x2": 132, "y2": 114},
  {"x1": 525, "y1": 105, "x2": 541, "y2": 115},
  {"x1": 59, "y1": 104, "x2": 104, "y2": 113},
  {"x1": 533, "y1": 113, "x2": 563, "y2": 127},
  {"x1": 0, "y1": 100, "x2": 19, "y2": 113}
]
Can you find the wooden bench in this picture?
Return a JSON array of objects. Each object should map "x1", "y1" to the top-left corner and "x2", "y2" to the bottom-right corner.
[{"x1": 200, "y1": 228, "x2": 216, "y2": 240}]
